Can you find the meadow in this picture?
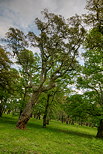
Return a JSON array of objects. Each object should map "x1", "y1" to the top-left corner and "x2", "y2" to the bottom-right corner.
[{"x1": 0, "y1": 115, "x2": 103, "y2": 154}]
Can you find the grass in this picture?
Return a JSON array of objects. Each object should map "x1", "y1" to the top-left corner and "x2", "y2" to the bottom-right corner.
[{"x1": 0, "y1": 115, "x2": 103, "y2": 154}]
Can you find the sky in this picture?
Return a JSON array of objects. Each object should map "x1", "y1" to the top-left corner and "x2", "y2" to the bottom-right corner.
[{"x1": 0, "y1": 0, "x2": 87, "y2": 37}]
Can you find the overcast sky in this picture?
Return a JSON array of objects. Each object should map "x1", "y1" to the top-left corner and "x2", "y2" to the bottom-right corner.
[{"x1": 0, "y1": 0, "x2": 87, "y2": 37}]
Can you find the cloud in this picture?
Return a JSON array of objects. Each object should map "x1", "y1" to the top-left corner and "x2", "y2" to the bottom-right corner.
[{"x1": 0, "y1": 0, "x2": 87, "y2": 37}]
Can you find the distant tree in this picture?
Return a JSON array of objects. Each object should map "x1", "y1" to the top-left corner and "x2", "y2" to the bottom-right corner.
[
  {"x1": 42, "y1": 88, "x2": 63, "y2": 128},
  {"x1": 0, "y1": 47, "x2": 19, "y2": 116},
  {"x1": 64, "y1": 94, "x2": 87, "y2": 125}
]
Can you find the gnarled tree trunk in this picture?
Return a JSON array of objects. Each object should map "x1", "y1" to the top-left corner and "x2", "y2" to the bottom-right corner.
[
  {"x1": 16, "y1": 91, "x2": 41, "y2": 129},
  {"x1": 96, "y1": 119, "x2": 103, "y2": 138}
]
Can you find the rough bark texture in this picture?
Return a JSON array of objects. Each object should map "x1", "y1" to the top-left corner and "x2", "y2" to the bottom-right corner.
[
  {"x1": 96, "y1": 119, "x2": 103, "y2": 138},
  {"x1": 16, "y1": 91, "x2": 40, "y2": 129}
]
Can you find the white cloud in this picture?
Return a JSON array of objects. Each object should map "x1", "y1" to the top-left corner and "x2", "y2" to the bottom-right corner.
[{"x1": 0, "y1": 0, "x2": 87, "y2": 37}]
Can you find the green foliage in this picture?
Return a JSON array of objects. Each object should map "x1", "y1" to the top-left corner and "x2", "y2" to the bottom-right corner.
[
  {"x1": 0, "y1": 47, "x2": 20, "y2": 116},
  {"x1": 83, "y1": 0, "x2": 103, "y2": 33},
  {"x1": 0, "y1": 2, "x2": 102, "y2": 137},
  {"x1": 6, "y1": 28, "x2": 28, "y2": 54},
  {"x1": 77, "y1": 2, "x2": 103, "y2": 128},
  {"x1": 5, "y1": 10, "x2": 85, "y2": 92},
  {"x1": 85, "y1": 27, "x2": 103, "y2": 50}
]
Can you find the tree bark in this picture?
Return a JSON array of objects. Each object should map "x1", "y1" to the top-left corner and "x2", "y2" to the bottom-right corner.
[
  {"x1": 16, "y1": 91, "x2": 40, "y2": 129},
  {"x1": 96, "y1": 119, "x2": 103, "y2": 138},
  {"x1": 16, "y1": 82, "x2": 55, "y2": 129}
]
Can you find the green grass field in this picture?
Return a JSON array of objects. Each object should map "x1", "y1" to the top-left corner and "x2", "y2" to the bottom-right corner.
[{"x1": 0, "y1": 115, "x2": 103, "y2": 154}]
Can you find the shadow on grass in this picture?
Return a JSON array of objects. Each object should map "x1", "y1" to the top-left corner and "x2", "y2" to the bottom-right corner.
[
  {"x1": 28, "y1": 121, "x2": 96, "y2": 139},
  {"x1": 0, "y1": 116, "x2": 96, "y2": 139},
  {"x1": 0, "y1": 116, "x2": 17, "y2": 125}
]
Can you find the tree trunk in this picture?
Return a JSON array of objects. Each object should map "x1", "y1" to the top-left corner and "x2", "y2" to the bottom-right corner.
[
  {"x1": 38, "y1": 112, "x2": 41, "y2": 120},
  {"x1": 46, "y1": 119, "x2": 50, "y2": 125},
  {"x1": 61, "y1": 115, "x2": 64, "y2": 123},
  {"x1": 16, "y1": 91, "x2": 40, "y2": 129},
  {"x1": 43, "y1": 114, "x2": 47, "y2": 128},
  {"x1": 96, "y1": 119, "x2": 103, "y2": 138},
  {"x1": 43, "y1": 94, "x2": 50, "y2": 128},
  {"x1": 0, "y1": 102, "x2": 4, "y2": 117},
  {"x1": 66, "y1": 116, "x2": 69, "y2": 124}
]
